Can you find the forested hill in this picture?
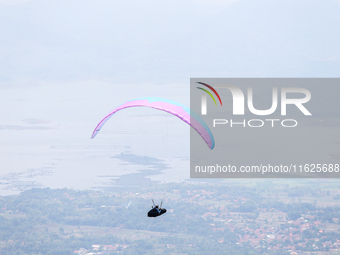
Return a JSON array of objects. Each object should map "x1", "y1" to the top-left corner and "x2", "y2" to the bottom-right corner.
[{"x1": 1, "y1": 181, "x2": 340, "y2": 254}]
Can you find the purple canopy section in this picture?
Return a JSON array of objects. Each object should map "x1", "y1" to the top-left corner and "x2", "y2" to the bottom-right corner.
[{"x1": 91, "y1": 97, "x2": 215, "y2": 149}]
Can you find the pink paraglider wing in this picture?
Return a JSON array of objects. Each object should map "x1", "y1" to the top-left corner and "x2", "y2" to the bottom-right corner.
[{"x1": 91, "y1": 97, "x2": 215, "y2": 149}]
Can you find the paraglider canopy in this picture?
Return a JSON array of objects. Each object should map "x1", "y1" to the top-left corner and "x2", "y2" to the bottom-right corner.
[{"x1": 91, "y1": 97, "x2": 215, "y2": 149}]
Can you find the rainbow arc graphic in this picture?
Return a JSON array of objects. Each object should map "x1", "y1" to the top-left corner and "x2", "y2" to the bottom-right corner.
[{"x1": 196, "y1": 82, "x2": 223, "y2": 106}]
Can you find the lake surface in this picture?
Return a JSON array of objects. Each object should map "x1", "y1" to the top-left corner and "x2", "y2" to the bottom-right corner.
[{"x1": 0, "y1": 81, "x2": 190, "y2": 195}]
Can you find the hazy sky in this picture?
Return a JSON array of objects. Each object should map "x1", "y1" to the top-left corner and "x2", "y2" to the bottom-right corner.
[{"x1": 1, "y1": 0, "x2": 339, "y2": 85}]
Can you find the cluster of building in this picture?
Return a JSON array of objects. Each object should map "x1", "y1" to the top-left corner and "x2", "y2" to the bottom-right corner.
[
  {"x1": 74, "y1": 244, "x2": 128, "y2": 254},
  {"x1": 191, "y1": 192, "x2": 340, "y2": 253}
]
